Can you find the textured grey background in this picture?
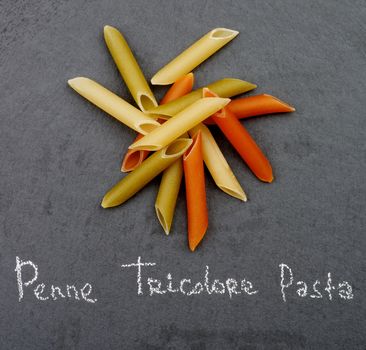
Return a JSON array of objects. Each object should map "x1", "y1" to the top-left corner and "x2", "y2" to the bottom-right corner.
[{"x1": 1, "y1": 0, "x2": 365, "y2": 349}]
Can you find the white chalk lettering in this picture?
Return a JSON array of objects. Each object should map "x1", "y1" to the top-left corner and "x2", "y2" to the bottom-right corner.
[
  {"x1": 121, "y1": 256, "x2": 156, "y2": 295},
  {"x1": 279, "y1": 263, "x2": 354, "y2": 302},
  {"x1": 279, "y1": 263, "x2": 293, "y2": 302},
  {"x1": 15, "y1": 257, "x2": 97, "y2": 303}
]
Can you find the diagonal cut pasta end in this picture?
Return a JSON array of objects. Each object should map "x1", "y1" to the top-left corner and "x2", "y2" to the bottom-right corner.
[
  {"x1": 155, "y1": 205, "x2": 171, "y2": 235},
  {"x1": 103, "y1": 25, "x2": 118, "y2": 37},
  {"x1": 121, "y1": 149, "x2": 147, "y2": 172},
  {"x1": 162, "y1": 138, "x2": 193, "y2": 159},
  {"x1": 135, "y1": 120, "x2": 161, "y2": 135},
  {"x1": 137, "y1": 91, "x2": 158, "y2": 112},
  {"x1": 263, "y1": 94, "x2": 296, "y2": 112},
  {"x1": 218, "y1": 185, "x2": 247, "y2": 202},
  {"x1": 209, "y1": 28, "x2": 239, "y2": 40},
  {"x1": 68, "y1": 77, "x2": 89, "y2": 91}
]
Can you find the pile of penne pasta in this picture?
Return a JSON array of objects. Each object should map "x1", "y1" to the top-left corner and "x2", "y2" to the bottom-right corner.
[{"x1": 68, "y1": 26, "x2": 295, "y2": 251}]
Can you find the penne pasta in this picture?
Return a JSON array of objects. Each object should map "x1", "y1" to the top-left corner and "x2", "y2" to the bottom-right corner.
[
  {"x1": 129, "y1": 97, "x2": 230, "y2": 151},
  {"x1": 121, "y1": 73, "x2": 194, "y2": 172},
  {"x1": 205, "y1": 94, "x2": 295, "y2": 124},
  {"x1": 151, "y1": 28, "x2": 239, "y2": 85},
  {"x1": 104, "y1": 25, "x2": 158, "y2": 112},
  {"x1": 146, "y1": 78, "x2": 256, "y2": 117},
  {"x1": 188, "y1": 123, "x2": 247, "y2": 201},
  {"x1": 102, "y1": 138, "x2": 192, "y2": 208},
  {"x1": 155, "y1": 159, "x2": 183, "y2": 235},
  {"x1": 183, "y1": 131, "x2": 208, "y2": 251},
  {"x1": 203, "y1": 89, "x2": 273, "y2": 183},
  {"x1": 154, "y1": 73, "x2": 194, "y2": 234},
  {"x1": 160, "y1": 73, "x2": 194, "y2": 106},
  {"x1": 121, "y1": 134, "x2": 150, "y2": 172},
  {"x1": 68, "y1": 77, "x2": 160, "y2": 135}
]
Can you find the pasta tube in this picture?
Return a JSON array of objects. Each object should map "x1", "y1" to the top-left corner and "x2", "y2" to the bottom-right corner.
[
  {"x1": 151, "y1": 28, "x2": 239, "y2": 85},
  {"x1": 102, "y1": 138, "x2": 192, "y2": 208},
  {"x1": 205, "y1": 94, "x2": 295, "y2": 124},
  {"x1": 204, "y1": 89, "x2": 273, "y2": 183},
  {"x1": 155, "y1": 159, "x2": 183, "y2": 235},
  {"x1": 68, "y1": 77, "x2": 160, "y2": 134},
  {"x1": 129, "y1": 97, "x2": 230, "y2": 151},
  {"x1": 104, "y1": 25, "x2": 157, "y2": 112},
  {"x1": 154, "y1": 73, "x2": 194, "y2": 234},
  {"x1": 188, "y1": 123, "x2": 246, "y2": 201},
  {"x1": 121, "y1": 134, "x2": 150, "y2": 172},
  {"x1": 147, "y1": 78, "x2": 256, "y2": 117},
  {"x1": 160, "y1": 72, "x2": 194, "y2": 106},
  {"x1": 183, "y1": 131, "x2": 208, "y2": 251},
  {"x1": 121, "y1": 73, "x2": 194, "y2": 172}
]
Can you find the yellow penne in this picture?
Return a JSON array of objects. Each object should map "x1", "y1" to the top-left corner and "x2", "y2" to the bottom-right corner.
[
  {"x1": 189, "y1": 124, "x2": 247, "y2": 201},
  {"x1": 102, "y1": 138, "x2": 192, "y2": 208},
  {"x1": 155, "y1": 159, "x2": 183, "y2": 235},
  {"x1": 151, "y1": 28, "x2": 239, "y2": 85},
  {"x1": 104, "y1": 25, "x2": 157, "y2": 112},
  {"x1": 68, "y1": 77, "x2": 160, "y2": 135},
  {"x1": 147, "y1": 79, "x2": 256, "y2": 117},
  {"x1": 129, "y1": 97, "x2": 230, "y2": 151}
]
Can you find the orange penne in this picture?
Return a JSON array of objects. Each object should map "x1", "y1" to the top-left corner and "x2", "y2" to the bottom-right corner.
[
  {"x1": 205, "y1": 94, "x2": 295, "y2": 125},
  {"x1": 203, "y1": 89, "x2": 273, "y2": 183},
  {"x1": 160, "y1": 73, "x2": 194, "y2": 106},
  {"x1": 121, "y1": 134, "x2": 149, "y2": 172},
  {"x1": 121, "y1": 73, "x2": 195, "y2": 172},
  {"x1": 183, "y1": 131, "x2": 208, "y2": 251}
]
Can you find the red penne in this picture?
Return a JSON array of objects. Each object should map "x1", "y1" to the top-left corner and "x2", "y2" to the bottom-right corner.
[
  {"x1": 183, "y1": 131, "x2": 208, "y2": 251},
  {"x1": 121, "y1": 73, "x2": 195, "y2": 172},
  {"x1": 205, "y1": 94, "x2": 295, "y2": 125},
  {"x1": 203, "y1": 89, "x2": 273, "y2": 183}
]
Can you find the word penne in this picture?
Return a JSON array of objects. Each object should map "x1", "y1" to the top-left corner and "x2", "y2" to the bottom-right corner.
[
  {"x1": 151, "y1": 28, "x2": 239, "y2": 85},
  {"x1": 68, "y1": 77, "x2": 160, "y2": 134}
]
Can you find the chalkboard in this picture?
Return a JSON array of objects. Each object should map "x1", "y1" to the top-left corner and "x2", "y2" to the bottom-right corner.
[{"x1": 1, "y1": 0, "x2": 365, "y2": 349}]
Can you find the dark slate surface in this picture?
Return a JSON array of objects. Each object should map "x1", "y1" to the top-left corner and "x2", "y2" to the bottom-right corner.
[{"x1": 1, "y1": 0, "x2": 365, "y2": 349}]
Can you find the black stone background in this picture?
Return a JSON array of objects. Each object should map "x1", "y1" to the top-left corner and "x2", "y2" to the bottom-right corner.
[{"x1": 0, "y1": 0, "x2": 365, "y2": 349}]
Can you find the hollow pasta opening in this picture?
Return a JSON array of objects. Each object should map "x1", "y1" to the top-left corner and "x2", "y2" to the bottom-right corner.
[
  {"x1": 139, "y1": 93, "x2": 157, "y2": 112},
  {"x1": 138, "y1": 122, "x2": 159, "y2": 134},
  {"x1": 164, "y1": 139, "x2": 192, "y2": 157},
  {"x1": 155, "y1": 206, "x2": 169, "y2": 235},
  {"x1": 220, "y1": 185, "x2": 247, "y2": 202},
  {"x1": 122, "y1": 151, "x2": 143, "y2": 172},
  {"x1": 211, "y1": 28, "x2": 238, "y2": 39}
]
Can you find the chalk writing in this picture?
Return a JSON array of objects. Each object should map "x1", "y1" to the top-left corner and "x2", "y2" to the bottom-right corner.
[
  {"x1": 121, "y1": 256, "x2": 259, "y2": 298},
  {"x1": 15, "y1": 257, "x2": 97, "y2": 303},
  {"x1": 279, "y1": 263, "x2": 353, "y2": 302}
]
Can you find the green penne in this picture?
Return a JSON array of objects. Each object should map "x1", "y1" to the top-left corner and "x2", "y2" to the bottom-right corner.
[
  {"x1": 104, "y1": 25, "x2": 157, "y2": 112},
  {"x1": 146, "y1": 78, "x2": 256, "y2": 117},
  {"x1": 102, "y1": 138, "x2": 192, "y2": 208},
  {"x1": 155, "y1": 159, "x2": 183, "y2": 235}
]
